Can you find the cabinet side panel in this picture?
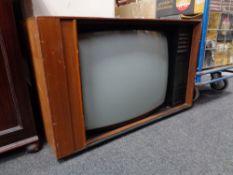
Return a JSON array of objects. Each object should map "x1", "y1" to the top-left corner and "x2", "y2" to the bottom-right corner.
[
  {"x1": 185, "y1": 23, "x2": 202, "y2": 105},
  {"x1": 37, "y1": 18, "x2": 77, "y2": 158},
  {"x1": 60, "y1": 20, "x2": 86, "y2": 150},
  {"x1": 31, "y1": 18, "x2": 77, "y2": 158},
  {"x1": 26, "y1": 18, "x2": 55, "y2": 150}
]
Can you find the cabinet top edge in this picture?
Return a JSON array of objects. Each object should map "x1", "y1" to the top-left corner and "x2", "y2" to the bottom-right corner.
[{"x1": 26, "y1": 16, "x2": 201, "y2": 24}]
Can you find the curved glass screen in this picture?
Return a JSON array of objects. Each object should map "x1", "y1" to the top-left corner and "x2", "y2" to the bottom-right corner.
[{"x1": 79, "y1": 30, "x2": 168, "y2": 130}]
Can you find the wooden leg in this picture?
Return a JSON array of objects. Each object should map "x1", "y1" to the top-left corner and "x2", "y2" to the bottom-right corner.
[{"x1": 26, "y1": 142, "x2": 41, "y2": 153}]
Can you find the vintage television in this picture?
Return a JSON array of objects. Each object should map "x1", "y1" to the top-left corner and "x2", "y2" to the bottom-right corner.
[{"x1": 26, "y1": 17, "x2": 201, "y2": 159}]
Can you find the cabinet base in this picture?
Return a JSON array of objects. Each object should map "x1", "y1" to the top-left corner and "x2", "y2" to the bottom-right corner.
[{"x1": 0, "y1": 136, "x2": 39, "y2": 154}]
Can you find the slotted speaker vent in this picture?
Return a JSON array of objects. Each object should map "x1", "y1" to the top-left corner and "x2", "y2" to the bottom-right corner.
[
  {"x1": 177, "y1": 32, "x2": 191, "y2": 54},
  {"x1": 167, "y1": 28, "x2": 193, "y2": 106}
]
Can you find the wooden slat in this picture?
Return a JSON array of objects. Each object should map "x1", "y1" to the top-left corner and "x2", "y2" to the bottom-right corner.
[
  {"x1": 37, "y1": 18, "x2": 76, "y2": 158},
  {"x1": 26, "y1": 18, "x2": 55, "y2": 150},
  {"x1": 185, "y1": 23, "x2": 202, "y2": 105},
  {"x1": 29, "y1": 16, "x2": 201, "y2": 24},
  {"x1": 87, "y1": 104, "x2": 190, "y2": 145},
  {"x1": 60, "y1": 19, "x2": 86, "y2": 150}
]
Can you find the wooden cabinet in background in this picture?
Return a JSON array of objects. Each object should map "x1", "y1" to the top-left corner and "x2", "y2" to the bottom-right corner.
[{"x1": 0, "y1": 0, "x2": 39, "y2": 153}]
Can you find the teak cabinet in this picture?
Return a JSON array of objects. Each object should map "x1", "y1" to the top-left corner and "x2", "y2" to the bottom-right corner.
[
  {"x1": 0, "y1": 0, "x2": 39, "y2": 153},
  {"x1": 26, "y1": 17, "x2": 201, "y2": 159}
]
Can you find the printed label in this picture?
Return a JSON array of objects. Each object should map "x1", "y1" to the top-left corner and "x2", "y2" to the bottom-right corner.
[{"x1": 176, "y1": 0, "x2": 191, "y2": 12}]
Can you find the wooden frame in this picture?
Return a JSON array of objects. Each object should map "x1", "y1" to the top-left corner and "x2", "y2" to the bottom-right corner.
[{"x1": 26, "y1": 17, "x2": 201, "y2": 159}]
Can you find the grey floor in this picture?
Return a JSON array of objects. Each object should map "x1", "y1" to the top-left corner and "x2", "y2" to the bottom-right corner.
[{"x1": 0, "y1": 80, "x2": 233, "y2": 175}]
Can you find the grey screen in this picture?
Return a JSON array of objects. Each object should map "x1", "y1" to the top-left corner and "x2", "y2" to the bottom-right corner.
[{"x1": 79, "y1": 30, "x2": 168, "y2": 130}]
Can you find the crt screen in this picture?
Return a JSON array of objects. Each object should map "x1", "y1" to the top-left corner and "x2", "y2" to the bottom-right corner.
[{"x1": 79, "y1": 30, "x2": 168, "y2": 130}]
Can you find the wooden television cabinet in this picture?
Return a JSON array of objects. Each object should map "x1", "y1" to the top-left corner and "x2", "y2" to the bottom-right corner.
[{"x1": 26, "y1": 17, "x2": 201, "y2": 159}]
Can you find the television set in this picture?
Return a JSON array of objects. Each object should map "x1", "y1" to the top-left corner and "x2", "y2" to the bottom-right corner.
[{"x1": 26, "y1": 17, "x2": 201, "y2": 159}]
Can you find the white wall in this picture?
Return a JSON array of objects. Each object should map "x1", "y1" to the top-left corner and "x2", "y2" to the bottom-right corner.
[{"x1": 22, "y1": 0, "x2": 115, "y2": 17}]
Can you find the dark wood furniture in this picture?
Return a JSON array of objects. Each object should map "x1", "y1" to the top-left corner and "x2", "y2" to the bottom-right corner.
[
  {"x1": 0, "y1": 0, "x2": 39, "y2": 153},
  {"x1": 26, "y1": 17, "x2": 201, "y2": 159}
]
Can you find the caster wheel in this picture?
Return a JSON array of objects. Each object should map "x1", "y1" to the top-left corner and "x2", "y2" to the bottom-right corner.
[
  {"x1": 210, "y1": 72, "x2": 228, "y2": 91},
  {"x1": 26, "y1": 142, "x2": 41, "y2": 153},
  {"x1": 193, "y1": 86, "x2": 200, "y2": 102}
]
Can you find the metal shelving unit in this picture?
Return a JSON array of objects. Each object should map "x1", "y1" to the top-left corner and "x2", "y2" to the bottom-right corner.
[{"x1": 195, "y1": 0, "x2": 233, "y2": 99}]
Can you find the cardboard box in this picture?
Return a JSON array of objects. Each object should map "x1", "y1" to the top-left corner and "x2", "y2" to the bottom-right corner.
[
  {"x1": 214, "y1": 42, "x2": 232, "y2": 67},
  {"x1": 205, "y1": 12, "x2": 233, "y2": 68},
  {"x1": 206, "y1": 12, "x2": 221, "y2": 41},
  {"x1": 229, "y1": 44, "x2": 233, "y2": 64},
  {"x1": 217, "y1": 13, "x2": 233, "y2": 42},
  {"x1": 203, "y1": 41, "x2": 233, "y2": 68},
  {"x1": 210, "y1": 0, "x2": 233, "y2": 12},
  {"x1": 156, "y1": 0, "x2": 205, "y2": 18},
  {"x1": 115, "y1": 0, "x2": 156, "y2": 18}
]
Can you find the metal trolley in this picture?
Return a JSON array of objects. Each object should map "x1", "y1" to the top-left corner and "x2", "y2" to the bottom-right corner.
[{"x1": 195, "y1": 0, "x2": 233, "y2": 100}]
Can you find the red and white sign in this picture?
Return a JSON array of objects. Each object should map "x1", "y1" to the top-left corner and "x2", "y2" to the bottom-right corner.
[{"x1": 176, "y1": 0, "x2": 191, "y2": 12}]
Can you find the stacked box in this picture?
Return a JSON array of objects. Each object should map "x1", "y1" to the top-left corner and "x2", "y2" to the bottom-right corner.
[
  {"x1": 115, "y1": 0, "x2": 205, "y2": 18},
  {"x1": 229, "y1": 43, "x2": 233, "y2": 64},
  {"x1": 210, "y1": 0, "x2": 233, "y2": 12},
  {"x1": 156, "y1": 0, "x2": 205, "y2": 18},
  {"x1": 204, "y1": 12, "x2": 233, "y2": 68},
  {"x1": 227, "y1": 42, "x2": 233, "y2": 64},
  {"x1": 115, "y1": 0, "x2": 156, "y2": 18},
  {"x1": 215, "y1": 43, "x2": 227, "y2": 66},
  {"x1": 214, "y1": 42, "x2": 233, "y2": 67},
  {"x1": 217, "y1": 14, "x2": 233, "y2": 42},
  {"x1": 206, "y1": 12, "x2": 221, "y2": 41}
]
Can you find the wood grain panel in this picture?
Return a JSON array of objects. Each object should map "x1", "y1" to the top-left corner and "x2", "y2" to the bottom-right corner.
[
  {"x1": 60, "y1": 20, "x2": 86, "y2": 150},
  {"x1": 87, "y1": 104, "x2": 190, "y2": 145},
  {"x1": 185, "y1": 23, "x2": 202, "y2": 105},
  {"x1": 25, "y1": 19, "x2": 55, "y2": 150},
  {"x1": 37, "y1": 18, "x2": 76, "y2": 158}
]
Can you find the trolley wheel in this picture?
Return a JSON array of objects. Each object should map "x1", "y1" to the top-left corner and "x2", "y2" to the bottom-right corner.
[
  {"x1": 210, "y1": 72, "x2": 228, "y2": 91},
  {"x1": 193, "y1": 86, "x2": 200, "y2": 102}
]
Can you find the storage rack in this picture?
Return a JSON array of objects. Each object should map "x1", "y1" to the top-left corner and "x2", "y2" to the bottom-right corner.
[{"x1": 195, "y1": 0, "x2": 233, "y2": 99}]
